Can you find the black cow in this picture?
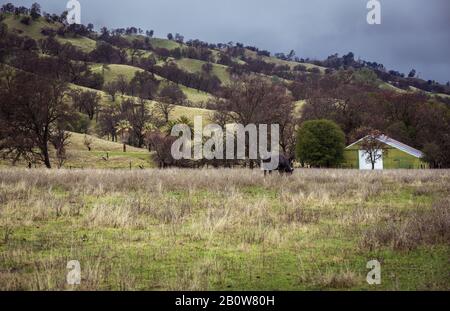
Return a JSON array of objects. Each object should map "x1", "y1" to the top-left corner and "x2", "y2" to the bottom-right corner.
[{"x1": 262, "y1": 154, "x2": 294, "y2": 176}]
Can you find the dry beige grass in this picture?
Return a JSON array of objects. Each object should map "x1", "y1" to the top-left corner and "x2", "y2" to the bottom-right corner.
[
  {"x1": 361, "y1": 198, "x2": 450, "y2": 250},
  {"x1": 0, "y1": 168, "x2": 449, "y2": 290}
]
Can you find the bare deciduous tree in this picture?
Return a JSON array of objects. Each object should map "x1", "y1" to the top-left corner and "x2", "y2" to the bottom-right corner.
[
  {"x1": 212, "y1": 75, "x2": 295, "y2": 167},
  {"x1": 0, "y1": 71, "x2": 73, "y2": 168},
  {"x1": 70, "y1": 90, "x2": 101, "y2": 120},
  {"x1": 358, "y1": 129, "x2": 387, "y2": 170},
  {"x1": 103, "y1": 81, "x2": 119, "y2": 102},
  {"x1": 155, "y1": 84, "x2": 185, "y2": 124},
  {"x1": 51, "y1": 129, "x2": 71, "y2": 168}
]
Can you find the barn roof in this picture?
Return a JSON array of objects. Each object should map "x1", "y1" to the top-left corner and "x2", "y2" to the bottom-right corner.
[{"x1": 346, "y1": 135, "x2": 424, "y2": 158}]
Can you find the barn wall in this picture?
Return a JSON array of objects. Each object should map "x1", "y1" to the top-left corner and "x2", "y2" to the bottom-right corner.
[
  {"x1": 343, "y1": 144, "x2": 427, "y2": 169},
  {"x1": 343, "y1": 149, "x2": 359, "y2": 168},
  {"x1": 383, "y1": 148, "x2": 426, "y2": 169}
]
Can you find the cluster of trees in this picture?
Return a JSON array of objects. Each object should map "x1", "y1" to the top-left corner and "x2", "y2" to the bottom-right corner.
[
  {"x1": 0, "y1": 26, "x2": 104, "y2": 89},
  {"x1": 311, "y1": 52, "x2": 450, "y2": 95},
  {"x1": 0, "y1": 68, "x2": 190, "y2": 168},
  {"x1": 0, "y1": 69, "x2": 73, "y2": 168},
  {"x1": 99, "y1": 27, "x2": 215, "y2": 63},
  {"x1": 148, "y1": 45, "x2": 214, "y2": 63},
  {"x1": 377, "y1": 70, "x2": 450, "y2": 94},
  {"x1": 153, "y1": 62, "x2": 222, "y2": 94},
  {"x1": 1, "y1": 2, "x2": 42, "y2": 24},
  {"x1": 313, "y1": 52, "x2": 358, "y2": 70},
  {"x1": 2, "y1": 24, "x2": 221, "y2": 97},
  {"x1": 274, "y1": 50, "x2": 297, "y2": 62},
  {"x1": 55, "y1": 23, "x2": 95, "y2": 38},
  {"x1": 291, "y1": 70, "x2": 450, "y2": 167},
  {"x1": 296, "y1": 122, "x2": 393, "y2": 170},
  {"x1": 211, "y1": 75, "x2": 296, "y2": 165},
  {"x1": 97, "y1": 98, "x2": 153, "y2": 148},
  {"x1": 98, "y1": 79, "x2": 186, "y2": 148},
  {"x1": 225, "y1": 55, "x2": 323, "y2": 81},
  {"x1": 131, "y1": 75, "x2": 298, "y2": 169},
  {"x1": 5, "y1": 5, "x2": 70, "y2": 27},
  {"x1": 1, "y1": 3, "x2": 449, "y2": 169}
]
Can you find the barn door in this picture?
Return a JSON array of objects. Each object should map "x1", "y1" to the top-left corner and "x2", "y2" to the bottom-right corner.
[{"x1": 358, "y1": 150, "x2": 383, "y2": 170}]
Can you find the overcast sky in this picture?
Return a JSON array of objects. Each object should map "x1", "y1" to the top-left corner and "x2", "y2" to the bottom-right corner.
[{"x1": 5, "y1": 0, "x2": 450, "y2": 83}]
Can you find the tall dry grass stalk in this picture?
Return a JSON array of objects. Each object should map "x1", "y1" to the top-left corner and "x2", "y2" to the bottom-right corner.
[{"x1": 0, "y1": 168, "x2": 449, "y2": 290}]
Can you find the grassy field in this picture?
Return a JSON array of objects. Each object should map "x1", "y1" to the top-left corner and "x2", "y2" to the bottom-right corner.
[
  {"x1": 62, "y1": 133, "x2": 153, "y2": 169},
  {"x1": 149, "y1": 38, "x2": 182, "y2": 50},
  {"x1": 90, "y1": 64, "x2": 145, "y2": 83},
  {"x1": 89, "y1": 63, "x2": 214, "y2": 106},
  {"x1": 69, "y1": 79, "x2": 213, "y2": 124},
  {"x1": 174, "y1": 58, "x2": 231, "y2": 84},
  {"x1": 57, "y1": 36, "x2": 97, "y2": 53},
  {"x1": 0, "y1": 132, "x2": 153, "y2": 170},
  {"x1": 3, "y1": 15, "x2": 96, "y2": 52},
  {"x1": 0, "y1": 169, "x2": 448, "y2": 290},
  {"x1": 244, "y1": 49, "x2": 327, "y2": 73},
  {"x1": 3, "y1": 15, "x2": 56, "y2": 40},
  {"x1": 178, "y1": 85, "x2": 213, "y2": 105}
]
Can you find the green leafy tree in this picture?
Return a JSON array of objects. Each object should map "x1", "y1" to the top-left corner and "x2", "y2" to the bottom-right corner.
[{"x1": 296, "y1": 119, "x2": 345, "y2": 167}]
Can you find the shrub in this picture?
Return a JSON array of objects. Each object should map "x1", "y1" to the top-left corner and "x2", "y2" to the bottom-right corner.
[
  {"x1": 20, "y1": 16, "x2": 31, "y2": 25},
  {"x1": 361, "y1": 199, "x2": 450, "y2": 250},
  {"x1": 296, "y1": 119, "x2": 346, "y2": 167}
]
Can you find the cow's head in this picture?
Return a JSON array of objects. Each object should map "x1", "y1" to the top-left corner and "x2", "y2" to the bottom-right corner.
[{"x1": 285, "y1": 166, "x2": 294, "y2": 174}]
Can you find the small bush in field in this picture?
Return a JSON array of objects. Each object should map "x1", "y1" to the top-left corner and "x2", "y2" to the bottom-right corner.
[{"x1": 361, "y1": 198, "x2": 450, "y2": 250}]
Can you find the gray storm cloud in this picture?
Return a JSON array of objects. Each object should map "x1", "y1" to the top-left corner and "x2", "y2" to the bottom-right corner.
[{"x1": 4, "y1": 0, "x2": 450, "y2": 82}]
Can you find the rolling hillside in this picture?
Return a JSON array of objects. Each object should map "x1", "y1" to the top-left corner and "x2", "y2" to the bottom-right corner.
[
  {"x1": 173, "y1": 58, "x2": 231, "y2": 84},
  {"x1": 1, "y1": 4, "x2": 449, "y2": 295},
  {"x1": 90, "y1": 63, "x2": 213, "y2": 105},
  {"x1": 1, "y1": 10, "x2": 449, "y2": 170},
  {"x1": 0, "y1": 132, "x2": 153, "y2": 169},
  {"x1": 3, "y1": 14, "x2": 54, "y2": 39},
  {"x1": 62, "y1": 132, "x2": 153, "y2": 169},
  {"x1": 3, "y1": 14, "x2": 96, "y2": 52},
  {"x1": 68, "y1": 82, "x2": 214, "y2": 123},
  {"x1": 5, "y1": 13, "x2": 444, "y2": 102}
]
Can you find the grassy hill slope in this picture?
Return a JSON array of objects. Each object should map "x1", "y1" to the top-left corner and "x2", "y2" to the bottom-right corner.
[
  {"x1": 3, "y1": 15, "x2": 96, "y2": 52},
  {"x1": 174, "y1": 58, "x2": 231, "y2": 84},
  {"x1": 68, "y1": 81, "x2": 213, "y2": 123},
  {"x1": 0, "y1": 132, "x2": 153, "y2": 169},
  {"x1": 64, "y1": 132, "x2": 153, "y2": 169},
  {"x1": 3, "y1": 14, "x2": 55, "y2": 40},
  {"x1": 244, "y1": 49, "x2": 327, "y2": 72},
  {"x1": 90, "y1": 63, "x2": 214, "y2": 105},
  {"x1": 57, "y1": 35, "x2": 97, "y2": 52},
  {"x1": 90, "y1": 63, "x2": 145, "y2": 83}
]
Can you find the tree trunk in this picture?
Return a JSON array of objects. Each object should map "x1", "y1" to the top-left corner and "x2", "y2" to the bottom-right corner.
[
  {"x1": 123, "y1": 143, "x2": 127, "y2": 153},
  {"x1": 42, "y1": 143, "x2": 52, "y2": 169},
  {"x1": 40, "y1": 127, "x2": 52, "y2": 169}
]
